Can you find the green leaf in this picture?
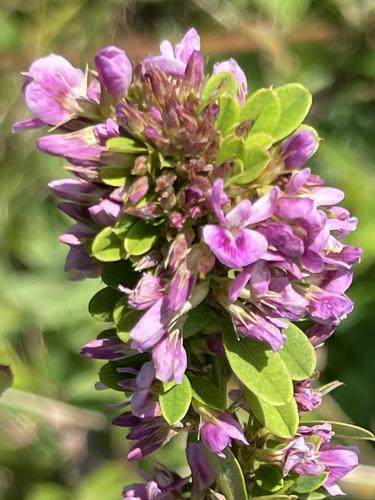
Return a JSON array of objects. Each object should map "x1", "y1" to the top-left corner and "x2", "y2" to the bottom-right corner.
[
  {"x1": 183, "y1": 303, "x2": 216, "y2": 339},
  {"x1": 190, "y1": 376, "x2": 226, "y2": 411},
  {"x1": 256, "y1": 464, "x2": 284, "y2": 493},
  {"x1": 317, "y1": 380, "x2": 344, "y2": 396},
  {"x1": 240, "y1": 89, "x2": 281, "y2": 134},
  {"x1": 114, "y1": 303, "x2": 142, "y2": 344},
  {"x1": 106, "y1": 137, "x2": 147, "y2": 154},
  {"x1": 88, "y1": 287, "x2": 122, "y2": 322},
  {"x1": 99, "y1": 166, "x2": 129, "y2": 187},
  {"x1": 92, "y1": 227, "x2": 123, "y2": 262},
  {"x1": 206, "y1": 448, "x2": 247, "y2": 500},
  {"x1": 216, "y1": 136, "x2": 243, "y2": 164},
  {"x1": 228, "y1": 147, "x2": 269, "y2": 185},
  {"x1": 99, "y1": 361, "x2": 126, "y2": 391},
  {"x1": 253, "y1": 496, "x2": 298, "y2": 499},
  {"x1": 216, "y1": 95, "x2": 240, "y2": 135},
  {"x1": 300, "y1": 492, "x2": 327, "y2": 500},
  {"x1": 159, "y1": 375, "x2": 192, "y2": 424},
  {"x1": 272, "y1": 84, "x2": 312, "y2": 141},
  {"x1": 0, "y1": 365, "x2": 13, "y2": 396},
  {"x1": 124, "y1": 220, "x2": 159, "y2": 256},
  {"x1": 245, "y1": 132, "x2": 274, "y2": 150},
  {"x1": 300, "y1": 420, "x2": 375, "y2": 441},
  {"x1": 101, "y1": 260, "x2": 139, "y2": 289},
  {"x1": 223, "y1": 321, "x2": 293, "y2": 405},
  {"x1": 279, "y1": 323, "x2": 316, "y2": 380},
  {"x1": 200, "y1": 72, "x2": 239, "y2": 111},
  {"x1": 293, "y1": 473, "x2": 328, "y2": 494},
  {"x1": 246, "y1": 389, "x2": 299, "y2": 438}
]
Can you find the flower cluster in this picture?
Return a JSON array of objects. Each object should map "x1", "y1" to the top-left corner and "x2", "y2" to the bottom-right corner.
[{"x1": 15, "y1": 27, "x2": 366, "y2": 498}]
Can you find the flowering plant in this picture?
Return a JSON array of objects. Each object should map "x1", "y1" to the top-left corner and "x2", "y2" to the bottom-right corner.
[{"x1": 14, "y1": 27, "x2": 373, "y2": 499}]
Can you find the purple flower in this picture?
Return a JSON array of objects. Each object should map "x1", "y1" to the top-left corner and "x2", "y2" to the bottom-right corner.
[
  {"x1": 123, "y1": 274, "x2": 164, "y2": 311},
  {"x1": 123, "y1": 481, "x2": 161, "y2": 499},
  {"x1": 113, "y1": 413, "x2": 179, "y2": 461},
  {"x1": 80, "y1": 336, "x2": 132, "y2": 360},
  {"x1": 143, "y1": 28, "x2": 200, "y2": 76},
  {"x1": 89, "y1": 199, "x2": 121, "y2": 226},
  {"x1": 294, "y1": 380, "x2": 322, "y2": 412},
  {"x1": 281, "y1": 426, "x2": 358, "y2": 496},
  {"x1": 38, "y1": 128, "x2": 104, "y2": 166},
  {"x1": 152, "y1": 333, "x2": 187, "y2": 384},
  {"x1": 232, "y1": 307, "x2": 286, "y2": 351},
  {"x1": 199, "y1": 410, "x2": 248, "y2": 457},
  {"x1": 318, "y1": 444, "x2": 359, "y2": 496},
  {"x1": 203, "y1": 179, "x2": 278, "y2": 268},
  {"x1": 95, "y1": 46, "x2": 132, "y2": 98},
  {"x1": 280, "y1": 129, "x2": 318, "y2": 169},
  {"x1": 49, "y1": 178, "x2": 104, "y2": 204},
  {"x1": 308, "y1": 289, "x2": 353, "y2": 324},
  {"x1": 130, "y1": 297, "x2": 171, "y2": 351},
  {"x1": 128, "y1": 361, "x2": 161, "y2": 419},
  {"x1": 213, "y1": 58, "x2": 248, "y2": 103},
  {"x1": 187, "y1": 442, "x2": 215, "y2": 494},
  {"x1": 22, "y1": 54, "x2": 84, "y2": 126}
]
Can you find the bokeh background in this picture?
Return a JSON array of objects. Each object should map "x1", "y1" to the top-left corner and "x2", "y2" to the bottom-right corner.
[{"x1": 0, "y1": 0, "x2": 375, "y2": 498}]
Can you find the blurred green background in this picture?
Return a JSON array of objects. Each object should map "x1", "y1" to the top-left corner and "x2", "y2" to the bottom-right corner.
[{"x1": 0, "y1": 0, "x2": 374, "y2": 498}]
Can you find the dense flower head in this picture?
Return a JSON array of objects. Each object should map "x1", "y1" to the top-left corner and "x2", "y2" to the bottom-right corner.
[{"x1": 15, "y1": 27, "x2": 365, "y2": 498}]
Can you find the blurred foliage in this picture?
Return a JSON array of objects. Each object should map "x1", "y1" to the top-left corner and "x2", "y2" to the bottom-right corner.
[{"x1": 0, "y1": 0, "x2": 374, "y2": 498}]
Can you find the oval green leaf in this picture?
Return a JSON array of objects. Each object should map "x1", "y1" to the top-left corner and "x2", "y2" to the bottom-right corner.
[
  {"x1": 246, "y1": 389, "x2": 299, "y2": 438},
  {"x1": 101, "y1": 260, "x2": 139, "y2": 289},
  {"x1": 106, "y1": 137, "x2": 147, "y2": 154},
  {"x1": 114, "y1": 301, "x2": 142, "y2": 344},
  {"x1": 190, "y1": 376, "x2": 226, "y2": 411},
  {"x1": 255, "y1": 464, "x2": 284, "y2": 493},
  {"x1": 99, "y1": 166, "x2": 129, "y2": 187},
  {"x1": 223, "y1": 322, "x2": 293, "y2": 406},
  {"x1": 232, "y1": 147, "x2": 270, "y2": 185},
  {"x1": 182, "y1": 303, "x2": 216, "y2": 339},
  {"x1": 272, "y1": 83, "x2": 312, "y2": 141},
  {"x1": 245, "y1": 132, "x2": 274, "y2": 150},
  {"x1": 159, "y1": 375, "x2": 192, "y2": 424},
  {"x1": 206, "y1": 448, "x2": 247, "y2": 500},
  {"x1": 92, "y1": 227, "x2": 123, "y2": 262},
  {"x1": 240, "y1": 89, "x2": 281, "y2": 135},
  {"x1": 124, "y1": 220, "x2": 159, "y2": 256},
  {"x1": 279, "y1": 323, "x2": 316, "y2": 381},
  {"x1": 200, "y1": 72, "x2": 239, "y2": 111},
  {"x1": 88, "y1": 287, "x2": 122, "y2": 322},
  {"x1": 216, "y1": 95, "x2": 240, "y2": 135},
  {"x1": 293, "y1": 473, "x2": 328, "y2": 494}
]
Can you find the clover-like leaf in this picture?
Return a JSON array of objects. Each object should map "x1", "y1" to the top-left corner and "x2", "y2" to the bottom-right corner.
[
  {"x1": 223, "y1": 321, "x2": 293, "y2": 406},
  {"x1": 246, "y1": 389, "x2": 299, "y2": 438},
  {"x1": 159, "y1": 375, "x2": 192, "y2": 424},
  {"x1": 92, "y1": 227, "x2": 123, "y2": 262}
]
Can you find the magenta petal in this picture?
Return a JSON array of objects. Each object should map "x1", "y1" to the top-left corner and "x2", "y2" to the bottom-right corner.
[
  {"x1": 225, "y1": 200, "x2": 253, "y2": 228},
  {"x1": 203, "y1": 225, "x2": 268, "y2": 268},
  {"x1": 228, "y1": 267, "x2": 252, "y2": 302},
  {"x1": 143, "y1": 55, "x2": 186, "y2": 76},
  {"x1": 152, "y1": 335, "x2": 187, "y2": 384},
  {"x1": 12, "y1": 117, "x2": 45, "y2": 133},
  {"x1": 210, "y1": 178, "x2": 227, "y2": 223},
  {"x1": 174, "y1": 28, "x2": 201, "y2": 64},
  {"x1": 247, "y1": 187, "x2": 279, "y2": 225},
  {"x1": 286, "y1": 168, "x2": 311, "y2": 194},
  {"x1": 130, "y1": 298, "x2": 170, "y2": 351},
  {"x1": 276, "y1": 197, "x2": 314, "y2": 220},
  {"x1": 312, "y1": 187, "x2": 345, "y2": 206}
]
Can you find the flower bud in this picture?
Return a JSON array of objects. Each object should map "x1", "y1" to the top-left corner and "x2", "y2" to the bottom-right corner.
[{"x1": 95, "y1": 46, "x2": 132, "y2": 97}]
